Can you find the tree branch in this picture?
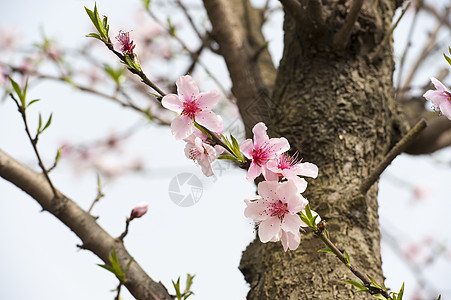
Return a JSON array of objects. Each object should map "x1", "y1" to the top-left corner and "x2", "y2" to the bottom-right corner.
[
  {"x1": 360, "y1": 119, "x2": 427, "y2": 194},
  {"x1": 333, "y1": 0, "x2": 364, "y2": 50},
  {"x1": 203, "y1": 0, "x2": 276, "y2": 134},
  {"x1": 0, "y1": 149, "x2": 172, "y2": 300}
]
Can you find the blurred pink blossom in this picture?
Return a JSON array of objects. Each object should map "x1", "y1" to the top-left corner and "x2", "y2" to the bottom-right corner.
[{"x1": 423, "y1": 77, "x2": 451, "y2": 120}]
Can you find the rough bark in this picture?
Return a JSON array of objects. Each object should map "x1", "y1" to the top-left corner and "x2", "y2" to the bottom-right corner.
[{"x1": 238, "y1": 0, "x2": 408, "y2": 299}]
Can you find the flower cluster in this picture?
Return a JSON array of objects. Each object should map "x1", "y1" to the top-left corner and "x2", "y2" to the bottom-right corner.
[
  {"x1": 162, "y1": 76, "x2": 318, "y2": 251},
  {"x1": 241, "y1": 122, "x2": 318, "y2": 251},
  {"x1": 423, "y1": 77, "x2": 451, "y2": 120},
  {"x1": 162, "y1": 75, "x2": 223, "y2": 177}
]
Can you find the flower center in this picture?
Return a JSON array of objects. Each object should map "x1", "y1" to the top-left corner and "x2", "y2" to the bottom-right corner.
[
  {"x1": 269, "y1": 200, "x2": 289, "y2": 220},
  {"x1": 181, "y1": 97, "x2": 201, "y2": 120},
  {"x1": 188, "y1": 147, "x2": 201, "y2": 160},
  {"x1": 278, "y1": 152, "x2": 300, "y2": 170},
  {"x1": 252, "y1": 144, "x2": 271, "y2": 166}
]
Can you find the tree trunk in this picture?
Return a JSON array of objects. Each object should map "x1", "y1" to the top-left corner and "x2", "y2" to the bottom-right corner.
[{"x1": 239, "y1": 0, "x2": 407, "y2": 299}]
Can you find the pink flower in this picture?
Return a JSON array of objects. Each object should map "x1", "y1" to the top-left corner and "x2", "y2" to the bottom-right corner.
[
  {"x1": 244, "y1": 180, "x2": 308, "y2": 251},
  {"x1": 116, "y1": 31, "x2": 136, "y2": 55},
  {"x1": 162, "y1": 75, "x2": 223, "y2": 140},
  {"x1": 130, "y1": 202, "x2": 149, "y2": 219},
  {"x1": 423, "y1": 77, "x2": 451, "y2": 120},
  {"x1": 240, "y1": 122, "x2": 290, "y2": 182},
  {"x1": 265, "y1": 152, "x2": 318, "y2": 192},
  {"x1": 184, "y1": 133, "x2": 217, "y2": 177}
]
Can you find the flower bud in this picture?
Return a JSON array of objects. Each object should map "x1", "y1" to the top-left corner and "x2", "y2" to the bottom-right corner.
[{"x1": 130, "y1": 202, "x2": 149, "y2": 220}]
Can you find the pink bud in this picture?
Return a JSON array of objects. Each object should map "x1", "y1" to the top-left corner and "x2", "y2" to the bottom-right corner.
[{"x1": 130, "y1": 202, "x2": 149, "y2": 220}]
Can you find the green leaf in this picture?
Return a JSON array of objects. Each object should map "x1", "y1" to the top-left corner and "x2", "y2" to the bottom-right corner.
[
  {"x1": 397, "y1": 282, "x2": 404, "y2": 300},
  {"x1": 9, "y1": 77, "x2": 24, "y2": 106},
  {"x1": 41, "y1": 113, "x2": 53, "y2": 133},
  {"x1": 54, "y1": 147, "x2": 63, "y2": 165},
  {"x1": 86, "y1": 33, "x2": 102, "y2": 41},
  {"x1": 38, "y1": 113, "x2": 43, "y2": 133},
  {"x1": 343, "y1": 280, "x2": 365, "y2": 290},
  {"x1": 141, "y1": 0, "x2": 151, "y2": 9},
  {"x1": 318, "y1": 248, "x2": 334, "y2": 254},
  {"x1": 98, "y1": 263, "x2": 115, "y2": 274},
  {"x1": 444, "y1": 53, "x2": 451, "y2": 66},
  {"x1": 93, "y1": 4, "x2": 107, "y2": 38},
  {"x1": 437, "y1": 295, "x2": 442, "y2": 300},
  {"x1": 125, "y1": 258, "x2": 134, "y2": 274},
  {"x1": 299, "y1": 211, "x2": 310, "y2": 226},
  {"x1": 305, "y1": 204, "x2": 313, "y2": 219},
  {"x1": 167, "y1": 17, "x2": 175, "y2": 37},
  {"x1": 372, "y1": 294, "x2": 388, "y2": 300},
  {"x1": 343, "y1": 250, "x2": 350, "y2": 265},
  {"x1": 217, "y1": 155, "x2": 239, "y2": 161},
  {"x1": 184, "y1": 273, "x2": 195, "y2": 294},
  {"x1": 26, "y1": 99, "x2": 40, "y2": 108},
  {"x1": 354, "y1": 289, "x2": 370, "y2": 293}
]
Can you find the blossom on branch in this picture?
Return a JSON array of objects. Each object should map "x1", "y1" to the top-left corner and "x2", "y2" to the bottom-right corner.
[
  {"x1": 244, "y1": 180, "x2": 308, "y2": 251},
  {"x1": 130, "y1": 202, "x2": 149, "y2": 220},
  {"x1": 265, "y1": 152, "x2": 318, "y2": 193},
  {"x1": 423, "y1": 77, "x2": 451, "y2": 120},
  {"x1": 115, "y1": 30, "x2": 136, "y2": 56},
  {"x1": 162, "y1": 75, "x2": 223, "y2": 140},
  {"x1": 240, "y1": 122, "x2": 290, "y2": 182},
  {"x1": 184, "y1": 133, "x2": 217, "y2": 177}
]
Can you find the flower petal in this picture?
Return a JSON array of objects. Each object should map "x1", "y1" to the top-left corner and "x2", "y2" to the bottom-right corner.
[
  {"x1": 440, "y1": 101, "x2": 451, "y2": 120},
  {"x1": 171, "y1": 115, "x2": 194, "y2": 140},
  {"x1": 176, "y1": 75, "x2": 199, "y2": 102},
  {"x1": 431, "y1": 77, "x2": 448, "y2": 92},
  {"x1": 280, "y1": 230, "x2": 301, "y2": 252},
  {"x1": 424, "y1": 90, "x2": 447, "y2": 106},
  {"x1": 246, "y1": 162, "x2": 263, "y2": 182},
  {"x1": 161, "y1": 94, "x2": 183, "y2": 114},
  {"x1": 197, "y1": 90, "x2": 220, "y2": 110},
  {"x1": 258, "y1": 217, "x2": 281, "y2": 243},
  {"x1": 240, "y1": 139, "x2": 254, "y2": 159},
  {"x1": 252, "y1": 122, "x2": 269, "y2": 148},
  {"x1": 267, "y1": 137, "x2": 290, "y2": 156},
  {"x1": 281, "y1": 214, "x2": 302, "y2": 234},
  {"x1": 293, "y1": 162, "x2": 319, "y2": 178},
  {"x1": 196, "y1": 111, "x2": 223, "y2": 133}
]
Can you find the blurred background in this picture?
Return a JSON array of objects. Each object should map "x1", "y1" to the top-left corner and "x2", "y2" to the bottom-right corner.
[{"x1": 0, "y1": 1, "x2": 450, "y2": 299}]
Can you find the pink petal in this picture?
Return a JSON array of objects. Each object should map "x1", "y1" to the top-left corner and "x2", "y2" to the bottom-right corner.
[
  {"x1": 280, "y1": 231, "x2": 301, "y2": 252},
  {"x1": 257, "y1": 181, "x2": 279, "y2": 200},
  {"x1": 176, "y1": 75, "x2": 199, "y2": 102},
  {"x1": 244, "y1": 199, "x2": 268, "y2": 222},
  {"x1": 198, "y1": 155, "x2": 214, "y2": 177},
  {"x1": 263, "y1": 167, "x2": 279, "y2": 181},
  {"x1": 289, "y1": 176, "x2": 308, "y2": 193},
  {"x1": 267, "y1": 137, "x2": 290, "y2": 156},
  {"x1": 252, "y1": 122, "x2": 269, "y2": 148},
  {"x1": 281, "y1": 214, "x2": 302, "y2": 234},
  {"x1": 172, "y1": 115, "x2": 194, "y2": 140},
  {"x1": 293, "y1": 162, "x2": 319, "y2": 178},
  {"x1": 440, "y1": 101, "x2": 451, "y2": 120},
  {"x1": 258, "y1": 217, "x2": 281, "y2": 243},
  {"x1": 161, "y1": 94, "x2": 183, "y2": 114},
  {"x1": 197, "y1": 90, "x2": 220, "y2": 110},
  {"x1": 424, "y1": 90, "x2": 447, "y2": 106},
  {"x1": 246, "y1": 162, "x2": 263, "y2": 182},
  {"x1": 430, "y1": 77, "x2": 448, "y2": 92},
  {"x1": 240, "y1": 139, "x2": 254, "y2": 159},
  {"x1": 196, "y1": 111, "x2": 223, "y2": 133}
]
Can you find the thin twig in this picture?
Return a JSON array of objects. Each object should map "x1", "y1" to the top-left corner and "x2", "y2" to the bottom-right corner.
[
  {"x1": 360, "y1": 119, "x2": 427, "y2": 194},
  {"x1": 400, "y1": 7, "x2": 450, "y2": 94},
  {"x1": 315, "y1": 223, "x2": 392, "y2": 299},
  {"x1": 88, "y1": 174, "x2": 105, "y2": 214},
  {"x1": 333, "y1": 0, "x2": 364, "y2": 50},
  {"x1": 114, "y1": 282, "x2": 122, "y2": 300},
  {"x1": 10, "y1": 93, "x2": 58, "y2": 197},
  {"x1": 372, "y1": 1, "x2": 411, "y2": 59},
  {"x1": 395, "y1": 1, "x2": 420, "y2": 98},
  {"x1": 118, "y1": 218, "x2": 131, "y2": 241}
]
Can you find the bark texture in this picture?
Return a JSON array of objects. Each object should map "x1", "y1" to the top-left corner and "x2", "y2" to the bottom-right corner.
[{"x1": 237, "y1": 0, "x2": 407, "y2": 299}]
